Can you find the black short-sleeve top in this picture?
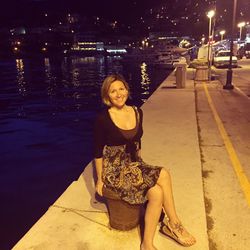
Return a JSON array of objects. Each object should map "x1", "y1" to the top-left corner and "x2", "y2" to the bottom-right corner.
[{"x1": 94, "y1": 106, "x2": 143, "y2": 159}]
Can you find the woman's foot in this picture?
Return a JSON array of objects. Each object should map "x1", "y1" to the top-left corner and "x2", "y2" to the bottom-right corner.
[{"x1": 159, "y1": 220, "x2": 196, "y2": 247}]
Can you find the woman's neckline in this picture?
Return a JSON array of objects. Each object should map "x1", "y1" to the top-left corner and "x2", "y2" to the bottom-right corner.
[{"x1": 107, "y1": 106, "x2": 137, "y2": 131}]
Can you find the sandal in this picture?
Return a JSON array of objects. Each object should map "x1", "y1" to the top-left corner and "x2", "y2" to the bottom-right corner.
[{"x1": 159, "y1": 221, "x2": 196, "y2": 247}]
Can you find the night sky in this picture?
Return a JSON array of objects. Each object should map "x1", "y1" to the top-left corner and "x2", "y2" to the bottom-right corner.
[
  {"x1": 0, "y1": 0, "x2": 164, "y2": 26},
  {"x1": 0, "y1": 1, "x2": 249, "y2": 32}
]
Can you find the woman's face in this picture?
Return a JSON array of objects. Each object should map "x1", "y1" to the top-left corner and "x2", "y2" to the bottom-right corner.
[{"x1": 108, "y1": 80, "x2": 128, "y2": 108}]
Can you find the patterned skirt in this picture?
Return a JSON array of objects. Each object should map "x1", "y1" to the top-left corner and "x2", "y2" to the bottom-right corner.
[{"x1": 102, "y1": 143, "x2": 162, "y2": 205}]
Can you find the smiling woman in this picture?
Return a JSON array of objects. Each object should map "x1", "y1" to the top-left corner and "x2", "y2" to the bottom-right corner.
[{"x1": 93, "y1": 74, "x2": 196, "y2": 249}]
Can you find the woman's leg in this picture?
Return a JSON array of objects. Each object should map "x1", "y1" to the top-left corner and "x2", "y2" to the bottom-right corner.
[
  {"x1": 156, "y1": 168, "x2": 179, "y2": 222},
  {"x1": 156, "y1": 168, "x2": 196, "y2": 245},
  {"x1": 141, "y1": 184, "x2": 163, "y2": 250}
]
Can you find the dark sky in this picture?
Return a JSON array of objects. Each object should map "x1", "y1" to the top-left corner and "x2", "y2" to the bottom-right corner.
[
  {"x1": 1, "y1": 0, "x2": 249, "y2": 30},
  {"x1": 0, "y1": 0, "x2": 164, "y2": 25}
]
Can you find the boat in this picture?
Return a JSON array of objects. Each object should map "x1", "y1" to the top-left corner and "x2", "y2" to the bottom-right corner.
[
  {"x1": 151, "y1": 52, "x2": 181, "y2": 69},
  {"x1": 148, "y1": 46, "x2": 189, "y2": 69}
]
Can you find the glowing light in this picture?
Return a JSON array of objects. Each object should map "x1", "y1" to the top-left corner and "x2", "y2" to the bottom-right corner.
[
  {"x1": 78, "y1": 42, "x2": 97, "y2": 45},
  {"x1": 80, "y1": 48, "x2": 96, "y2": 51},
  {"x1": 106, "y1": 49, "x2": 127, "y2": 53},
  {"x1": 237, "y1": 21, "x2": 246, "y2": 28},
  {"x1": 219, "y1": 30, "x2": 226, "y2": 40},
  {"x1": 207, "y1": 10, "x2": 215, "y2": 19}
]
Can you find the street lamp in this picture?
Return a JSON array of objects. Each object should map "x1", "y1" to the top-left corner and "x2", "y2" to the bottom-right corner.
[
  {"x1": 237, "y1": 21, "x2": 246, "y2": 41},
  {"x1": 224, "y1": 0, "x2": 237, "y2": 90},
  {"x1": 219, "y1": 30, "x2": 226, "y2": 41},
  {"x1": 201, "y1": 37, "x2": 205, "y2": 44},
  {"x1": 207, "y1": 10, "x2": 215, "y2": 81}
]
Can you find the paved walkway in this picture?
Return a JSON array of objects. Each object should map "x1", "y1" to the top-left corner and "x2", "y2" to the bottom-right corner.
[
  {"x1": 13, "y1": 68, "x2": 209, "y2": 250},
  {"x1": 195, "y1": 75, "x2": 250, "y2": 250}
]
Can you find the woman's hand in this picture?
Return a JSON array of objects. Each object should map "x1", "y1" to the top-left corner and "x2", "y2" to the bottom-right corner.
[{"x1": 96, "y1": 179, "x2": 104, "y2": 196}]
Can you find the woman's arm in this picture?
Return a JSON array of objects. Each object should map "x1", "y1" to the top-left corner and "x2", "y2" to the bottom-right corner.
[{"x1": 94, "y1": 157, "x2": 104, "y2": 196}]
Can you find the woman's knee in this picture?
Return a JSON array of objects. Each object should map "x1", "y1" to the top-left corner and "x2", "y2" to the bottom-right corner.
[
  {"x1": 159, "y1": 168, "x2": 171, "y2": 181},
  {"x1": 147, "y1": 184, "x2": 163, "y2": 203}
]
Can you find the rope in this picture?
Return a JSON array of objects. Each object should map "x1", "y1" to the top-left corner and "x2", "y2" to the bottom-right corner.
[{"x1": 51, "y1": 204, "x2": 111, "y2": 230}]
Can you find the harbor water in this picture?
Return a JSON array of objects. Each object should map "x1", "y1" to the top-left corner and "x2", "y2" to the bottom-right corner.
[{"x1": 0, "y1": 55, "x2": 172, "y2": 249}]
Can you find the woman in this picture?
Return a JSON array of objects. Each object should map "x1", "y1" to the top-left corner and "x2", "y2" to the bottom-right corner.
[{"x1": 94, "y1": 74, "x2": 196, "y2": 250}]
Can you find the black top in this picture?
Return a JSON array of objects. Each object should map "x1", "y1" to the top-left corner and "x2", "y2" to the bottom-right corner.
[{"x1": 94, "y1": 106, "x2": 143, "y2": 160}]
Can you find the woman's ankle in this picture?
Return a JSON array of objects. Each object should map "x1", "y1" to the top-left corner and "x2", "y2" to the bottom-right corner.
[
  {"x1": 169, "y1": 219, "x2": 181, "y2": 227},
  {"x1": 140, "y1": 242, "x2": 157, "y2": 250}
]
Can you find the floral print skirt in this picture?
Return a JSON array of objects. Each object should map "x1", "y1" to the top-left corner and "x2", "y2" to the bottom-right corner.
[{"x1": 102, "y1": 144, "x2": 162, "y2": 205}]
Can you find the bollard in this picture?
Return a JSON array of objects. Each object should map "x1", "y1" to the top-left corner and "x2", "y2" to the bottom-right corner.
[
  {"x1": 103, "y1": 187, "x2": 141, "y2": 231},
  {"x1": 195, "y1": 66, "x2": 208, "y2": 81},
  {"x1": 174, "y1": 62, "x2": 187, "y2": 88}
]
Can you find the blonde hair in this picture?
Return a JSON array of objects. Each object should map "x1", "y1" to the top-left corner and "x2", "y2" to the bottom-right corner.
[{"x1": 101, "y1": 74, "x2": 130, "y2": 106}]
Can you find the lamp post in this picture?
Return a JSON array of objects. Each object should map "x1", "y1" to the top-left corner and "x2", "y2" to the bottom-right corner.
[
  {"x1": 207, "y1": 10, "x2": 215, "y2": 81},
  {"x1": 220, "y1": 30, "x2": 226, "y2": 41},
  {"x1": 237, "y1": 21, "x2": 246, "y2": 41},
  {"x1": 224, "y1": 0, "x2": 237, "y2": 90}
]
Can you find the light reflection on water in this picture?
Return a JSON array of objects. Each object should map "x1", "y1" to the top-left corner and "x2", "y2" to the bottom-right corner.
[
  {"x1": 16, "y1": 59, "x2": 26, "y2": 97},
  {"x1": 140, "y1": 62, "x2": 151, "y2": 102},
  {"x1": 0, "y1": 55, "x2": 171, "y2": 249},
  {"x1": 2, "y1": 55, "x2": 168, "y2": 120}
]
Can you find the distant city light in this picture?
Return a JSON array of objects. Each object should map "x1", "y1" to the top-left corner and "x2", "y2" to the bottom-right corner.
[
  {"x1": 219, "y1": 30, "x2": 226, "y2": 37},
  {"x1": 106, "y1": 49, "x2": 127, "y2": 53},
  {"x1": 237, "y1": 21, "x2": 246, "y2": 28},
  {"x1": 78, "y1": 42, "x2": 97, "y2": 45},
  {"x1": 207, "y1": 10, "x2": 215, "y2": 19}
]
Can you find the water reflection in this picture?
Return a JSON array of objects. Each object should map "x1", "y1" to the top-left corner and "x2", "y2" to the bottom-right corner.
[
  {"x1": 140, "y1": 62, "x2": 150, "y2": 102},
  {"x1": 16, "y1": 59, "x2": 26, "y2": 97},
  {"x1": 44, "y1": 58, "x2": 55, "y2": 97},
  {"x1": 8, "y1": 56, "x2": 168, "y2": 118}
]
